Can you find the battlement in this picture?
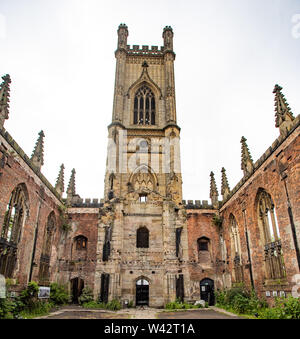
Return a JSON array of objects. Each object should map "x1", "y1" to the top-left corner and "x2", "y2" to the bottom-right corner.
[
  {"x1": 183, "y1": 200, "x2": 215, "y2": 210},
  {"x1": 71, "y1": 197, "x2": 104, "y2": 208},
  {"x1": 126, "y1": 45, "x2": 165, "y2": 56}
]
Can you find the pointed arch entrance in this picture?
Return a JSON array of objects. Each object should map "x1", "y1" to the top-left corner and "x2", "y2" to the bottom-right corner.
[
  {"x1": 71, "y1": 277, "x2": 84, "y2": 304},
  {"x1": 136, "y1": 278, "x2": 149, "y2": 306},
  {"x1": 200, "y1": 278, "x2": 215, "y2": 306}
]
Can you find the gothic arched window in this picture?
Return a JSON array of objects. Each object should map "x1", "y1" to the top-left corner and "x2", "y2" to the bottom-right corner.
[
  {"x1": 39, "y1": 212, "x2": 56, "y2": 284},
  {"x1": 230, "y1": 215, "x2": 241, "y2": 258},
  {"x1": 197, "y1": 237, "x2": 209, "y2": 252},
  {"x1": 230, "y1": 214, "x2": 243, "y2": 283},
  {"x1": 133, "y1": 85, "x2": 156, "y2": 125},
  {"x1": 137, "y1": 227, "x2": 149, "y2": 248},
  {"x1": 257, "y1": 189, "x2": 285, "y2": 280},
  {"x1": 258, "y1": 190, "x2": 280, "y2": 243},
  {"x1": 197, "y1": 237, "x2": 211, "y2": 266},
  {"x1": 0, "y1": 184, "x2": 27, "y2": 278},
  {"x1": 75, "y1": 235, "x2": 88, "y2": 250}
]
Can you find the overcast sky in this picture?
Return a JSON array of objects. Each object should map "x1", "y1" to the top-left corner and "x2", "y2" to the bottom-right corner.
[{"x1": 0, "y1": 0, "x2": 299, "y2": 201}]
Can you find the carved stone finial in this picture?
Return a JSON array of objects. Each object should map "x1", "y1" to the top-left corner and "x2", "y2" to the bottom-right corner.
[
  {"x1": 31, "y1": 130, "x2": 45, "y2": 170},
  {"x1": 55, "y1": 164, "x2": 65, "y2": 197},
  {"x1": 0, "y1": 74, "x2": 11, "y2": 129},
  {"x1": 67, "y1": 169, "x2": 76, "y2": 202},
  {"x1": 210, "y1": 171, "x2": 219, "y2": 209},
  {"x1": 273, "y1": 84, "x2": 295, "y2": 136},
  {"x1": 241, "y1": 136, "x2": 254, "y2": 177},
  {"x1": 221, "y1": 167, "x2": 230, "y2": 201}
]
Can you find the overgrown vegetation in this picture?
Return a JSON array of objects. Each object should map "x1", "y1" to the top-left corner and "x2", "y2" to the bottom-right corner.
[
  {"x1": 165, "y1": 299, "x2": 205, "y2": 310},
  {"x1": 0, "y1": 281, "x2": 70, "y2": 319},
  {"x1": 58, "y1": 204, "x2": 72, "y2": 232},
  {"x1": 82, "y1": 299, "x2": 122, "y2": 311},
  {"x1": 49, "y1": 283, "x2": 70, "y2": 305},
  {"x1": 212, "y1": 214, "x2": 223, "y2": 230},
  {"x1": 78, "y1": 287, "x2": 94, "y2": 305},
  {"x1": 215, "y1": 285, "x2": 300, "y2": 319}
]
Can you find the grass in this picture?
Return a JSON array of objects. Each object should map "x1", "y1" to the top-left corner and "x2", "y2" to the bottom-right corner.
[
  {"x1": 214, "y1": 304, "x2": 256, "y2": 319},
  {"x1": 19, "y1": 303, "x2": 60, "y2": 319}
]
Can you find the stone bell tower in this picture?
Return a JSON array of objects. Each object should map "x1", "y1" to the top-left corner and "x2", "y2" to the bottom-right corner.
[{"x1": 96, "y1": 24, "x2": 190, "y2": 307}]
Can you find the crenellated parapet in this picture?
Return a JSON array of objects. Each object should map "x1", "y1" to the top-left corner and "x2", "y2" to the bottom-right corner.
[
  {"x1": 182, "y1": 200, "x2": 215, "y2": 210},
  {"x1": 126, "y1": 45, "x2": 166, "y2": 57},
  {"x1": 70, "y1": 198, "x2": 105, "y2": 208}
]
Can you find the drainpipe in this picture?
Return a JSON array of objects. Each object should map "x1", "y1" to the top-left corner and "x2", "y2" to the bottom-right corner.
[
  {"x1": 242, "y1": 209, "x2": 255, "y2": 290},
  {"x1": 281, "y1": 173, "x2": 300, "y2": 271},
  {"x1": 29, "y1": 200, "x2": 42, "y2": 282}
]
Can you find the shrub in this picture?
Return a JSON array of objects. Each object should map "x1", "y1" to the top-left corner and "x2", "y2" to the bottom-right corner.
[
  {"x1": 225, "y1": 285, "x2": 249, "y2": 305},
  {"x1": 258, "y1": 296, "x2": 300, "y2": 319},
  {"x1": 215, "y1": 286, "x2": 267, "y2": 316},
  {"x1": 20, "y1": 281, "x2": 39, "y2": 311},
  {"x1": 106, "y1": 299, "x2": 121, "y2": 311},
  {"x1": 78, "y1": 287, "x2": 94, "y2": 305},
  {"x1": 0, "y1": 298, "x2": 17, "y2": 319},
  {"x1": 216, "y1": 286, "x2": 300, "y2": 319},
  {"x1": 232, "y1": 294, "x2": 250, "y2": 314},
  {"x1": 215, "y1": 290, "x2": 226, "y2": 305},
  {"x1": 50, "y1": 283, "x2": 69, "y2": 305},
  {"x1": 128, "y1": 300, "x2": 134, "y2": 308}
]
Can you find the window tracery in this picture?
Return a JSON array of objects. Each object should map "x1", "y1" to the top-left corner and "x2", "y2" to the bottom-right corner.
[
  {"x1": 0, "y1": 184, "x2": 27, "y2": 278},
  {"x1": 257, "y1": 190, "x2": 285, "y2": 280},
  {"x1": 133, "y1": 85, "x2": 156, "y2": 125},
  {"x1": 230, "y1": 214, "x2": 243, "y2": 283}
]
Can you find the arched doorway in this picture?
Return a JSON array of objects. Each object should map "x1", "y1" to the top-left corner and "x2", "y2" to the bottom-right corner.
[
  {"x1": 136, "y1": 278, "x2": 149, "y2": 306},
  {"x1": 71, "y1": 277, "x2": 84, "y2": 304},
  {"x1": 200, "y1": 278, "x2": 215, "y2": 306}
]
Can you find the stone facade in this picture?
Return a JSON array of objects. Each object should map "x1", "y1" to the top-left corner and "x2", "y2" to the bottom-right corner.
[{"x1": 0, "y1": 25, "x2": 299, "y2": 307}]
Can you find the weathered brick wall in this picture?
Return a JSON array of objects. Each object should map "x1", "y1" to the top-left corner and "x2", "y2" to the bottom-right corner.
[
  {"x1": 220, "y1": 124, "x2": 300, "y2": 301},
  {"x1": 186, "y1": 209, "x2": 226, "y2": 299},
  {"x1": 0, "y1": 133, "x2": 62, "y2": 290},
  {"x1": 56, "y1": 209, "x2": 99, "y2": 295}
]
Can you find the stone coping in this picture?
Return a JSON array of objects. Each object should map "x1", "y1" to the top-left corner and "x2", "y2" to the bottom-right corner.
[{"x1": 0, "y1": 127, "x2": 63, "y2": 203}]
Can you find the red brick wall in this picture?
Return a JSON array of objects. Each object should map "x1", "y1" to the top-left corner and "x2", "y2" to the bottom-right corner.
[
  {"x1": 220, "y1": 127, "x2": 300, "y2": 301},
  {"x1": 186, "y1": 210, "x2": 224, "y2": 299},
  {"x1": 56, "y1": 210, "x2": 99, "y2": 295},
  {"x1": 0, "y1": 137, "x2": 62, "y2": 290}
]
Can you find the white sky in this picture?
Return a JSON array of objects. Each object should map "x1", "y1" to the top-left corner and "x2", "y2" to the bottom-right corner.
[{"x1": 0, "y1": 0, "x2": 299, "y2": 201}]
